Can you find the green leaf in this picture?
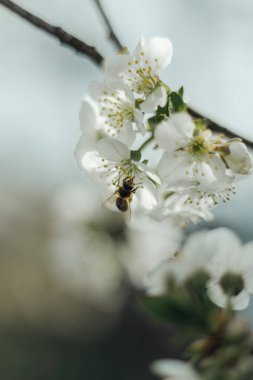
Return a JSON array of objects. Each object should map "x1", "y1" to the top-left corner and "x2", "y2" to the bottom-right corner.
[
  {"x1": 130, "y1": 150, "x2": 141, "y2": 161},
  {"x1": 141, "y1": 293, "x2": 211, "y2": 334},
  {"x1": 170, "y1": 91, "x2": 186, "y2": 112},
  {"x1": 148, "y1": 113, "x2": 166, "y2": 127},
  {"x1": 178, "y1": 86, "x2": 184, "y2": 97}
]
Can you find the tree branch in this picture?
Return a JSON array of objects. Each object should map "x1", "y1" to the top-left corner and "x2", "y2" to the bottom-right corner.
[
  {"x1": 1, "y1": 0, "x2": 252, "y2": 148},
  {"x1": 0, "y1": 0, "x2": 104, "y2": 66},
  {"x1": 93, "y1": 0, "x2": 123, "y2": 50}
]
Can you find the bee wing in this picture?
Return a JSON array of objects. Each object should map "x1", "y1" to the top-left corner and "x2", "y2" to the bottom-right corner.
[
  {"x1": 101, "y1": 192, "x2": 117, "y2": 211},
  {"x1": 123, "y1": 205, "x2": 132, "y2": 222}
]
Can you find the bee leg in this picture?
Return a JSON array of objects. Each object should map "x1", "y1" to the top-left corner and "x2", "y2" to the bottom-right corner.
[{"x1": 132, "y1": 185, "x2": 144, "y2": 193}]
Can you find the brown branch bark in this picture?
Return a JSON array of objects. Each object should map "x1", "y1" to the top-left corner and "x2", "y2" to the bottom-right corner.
[
  {"x1": 93, "y1": 0, "x2": 123, "y2": 50},
  {"x1": 0, "y1": 0, "x2": 252, "y2": 148},
  {"x1": 0, "y1": 0, "x2": 104, "y2": 65}
]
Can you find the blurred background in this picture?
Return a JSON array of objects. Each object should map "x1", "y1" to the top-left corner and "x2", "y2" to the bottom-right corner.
[{"x1": 1, "y1": 0, "x2": 253, "y2": 379}]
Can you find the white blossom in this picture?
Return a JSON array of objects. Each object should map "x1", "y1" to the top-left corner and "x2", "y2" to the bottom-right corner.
[
  {"x1": 75, "y1": 36, "x2": 253, "y2": 226},
  {"x1": 151, "y1": 186, "x2": 214, "y2": 226},
  {"x1": 147, "y1": 230, "x2": 214, "y2": 295},
  {"x1": 119, "y1": 215, "x2": 182, "y2": 287},
  {"x1": 151, "y1": 359, "x2": 201, "y2": 380},
  {"x1": 74, "y1": 97, "x2": 101, "y2": 165},
  {"x1": 223, "y1": 140, "x2": 253, "y2": 175},
  {"x1": 48, "y1": 185, "x2": 123, "y2": 306},
  {"x1": 79, "y1": 136, "x2": 158, "y2": 213},
  {"x1": 90, "y1": 80, "x2": 145, "y2": 141},
  {"x1": 147, "y1": 227, "x2": 253, "y2": 311},
  {"x1": 155, "y1": 112, "x2": 251, "y2": 207},
  {"x1": 206, "y1": 228, "x2": 253, "y2": 310},
  {"x1": 105, "y1": 36, "x2": 173, "y2": 112}
]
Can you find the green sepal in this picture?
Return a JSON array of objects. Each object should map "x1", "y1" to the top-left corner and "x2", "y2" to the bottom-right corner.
[
  {"x1": 130, "y1": 150, "x2": 141, "y2": 161},
  {"x1": 170, "y1": 91, "x2": 186, "y2": 112},
  {"x1": 135, "y1": 98, "x2": 143, "y2": 109},
  {"x1": 178, "y1": 86, "x2": 184, "y2": 97}
]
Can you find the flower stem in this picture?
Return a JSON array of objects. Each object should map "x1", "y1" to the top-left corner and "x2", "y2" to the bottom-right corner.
[{"x1": 137, "y1": 136, "x2": 154, "y2": 152}]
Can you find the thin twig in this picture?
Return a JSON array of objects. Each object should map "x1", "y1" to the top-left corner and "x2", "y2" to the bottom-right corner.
[
  {"x1": 188, "y1": 107, "x2": 253, "y2": 149},
  {"x1": 93, "y1": 0, "x2": 123, "y2": 50},
  {"x1": 0, "y1": 0, "x2": 104, "y2": 65},
  {"x1": 1, "y1": 0, "x2": 252, "y2": 148}
]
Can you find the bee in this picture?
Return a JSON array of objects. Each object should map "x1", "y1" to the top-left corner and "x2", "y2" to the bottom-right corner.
[{"x1": 102, "y1": 176, "x2": 141, "y2": 220}]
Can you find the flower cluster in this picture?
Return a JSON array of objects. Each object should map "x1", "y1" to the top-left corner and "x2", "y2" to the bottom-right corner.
[
  {"x1": 145, "y1": 228, "x2": 253, "y2": 380},
  {"x1": 147, "y1": 228, "x2": 253, "y2": 310},
  {"x1": 75, "y1": 36, "x2": 252, "y2": 224}
]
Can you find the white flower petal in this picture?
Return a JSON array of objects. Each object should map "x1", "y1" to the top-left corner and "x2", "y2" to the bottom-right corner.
[
  {"x1": 122, "y1": 216, "x2": 181, "y2": 288},
  {"x1": 155, "y1": 112, "x2": 195, "y2": 152},
  {"x1": 74, "y1": 135, "x2": 90, "y2": 166},
  {"x1": 89, "y1": 80, "x2": 106, "y2": 99},
  {"x1": 133, "y1": 177, "x2": 158, "y2": 211},
  {"x1": 192, "y1": 155, "x2": 230, "y2": 189},
  {"x1": 151, "y1": 359, "x2": 200, "y2": 380},
  {"x1": 207, "y1": 282, "x2": 250, "y2": 310},
  {"x1": 134, "y1": 108, "x2": 146, "y2": 134},
  {"x1": 135, "y1": 37, "x2": 173, "y2": 72},
  {"x1": 183, "y1": 230, "x2": 215, "y2": 264},
  {"x1": 104, "y1": 53, "x2": 130, "y2": 81},
  {"x1": 79, "y1": 150, "x2": 101, "y2": 172},
  {"x1": 231, "y1": 290, "x2": 251, "y2": 310},
  {"x1": 79, "y1": 97, "x2": 98, "y2": 134},
  {"x1": 152, "y1": 190, "x2": 214, "y2": 225},
  {"x1": 225, "y1": 141, "x2": 253, "y2": 175},
  {"x1": 240, "y1": 242, "x2": 253, "y2": 292},
  {"x1": 158, "y1": 152, "x2": 195, "y2": 188},
  {"x1": 140, "y1": 86, "x2": 167, "y2": 113},
  {"x1": 96, "y1": 137, "x2": 130, "y2": 161},
  {"x1": 117, "y1": 121, "x2": 136, "y2": 146}
]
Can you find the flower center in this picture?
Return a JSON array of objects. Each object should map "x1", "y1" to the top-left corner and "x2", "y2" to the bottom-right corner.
[
  {"x1": 121, "y1": 58, "x2": 160, "y2": 95},
  {"x1": 188, "y1": 136, "x2": 209, "y2": 158},
  {"x1": 98, "y1": 157, "x2": 144, "y2": 187},
  {"x1": 136, "y1": 67, "x2": 160, "y2": 94},
  {"x1": 99, "y1": 94, "x2": 135, "y2": 136},
  {"x1": 220, "y1": 272, "x2": 244, "y2": 296}
]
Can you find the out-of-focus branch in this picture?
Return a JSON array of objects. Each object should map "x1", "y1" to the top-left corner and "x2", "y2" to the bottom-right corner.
[
  {"x1": 1, "y1": 0, "x2": 252, "y2": 148},
  {"x1": 0, "y1": 0, "x2": 104, "y2": 65},
  {"x1": 93, "y1": 0, "x2": 123, "y2": 50}
]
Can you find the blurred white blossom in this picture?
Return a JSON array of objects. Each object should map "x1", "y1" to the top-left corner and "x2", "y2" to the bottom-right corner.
[
  {"x1": 119, "y1": 214, "x2": 182, "y2": 287},
  {"x1": 147, "y1": 227, "x2": 253, "y2": 311},
  {"x1": 151, "y1": 359, "x2": 201, "y2": 380},
  {"x1": 206, "y1": 228, "x2": 253, "y2": 310}
]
